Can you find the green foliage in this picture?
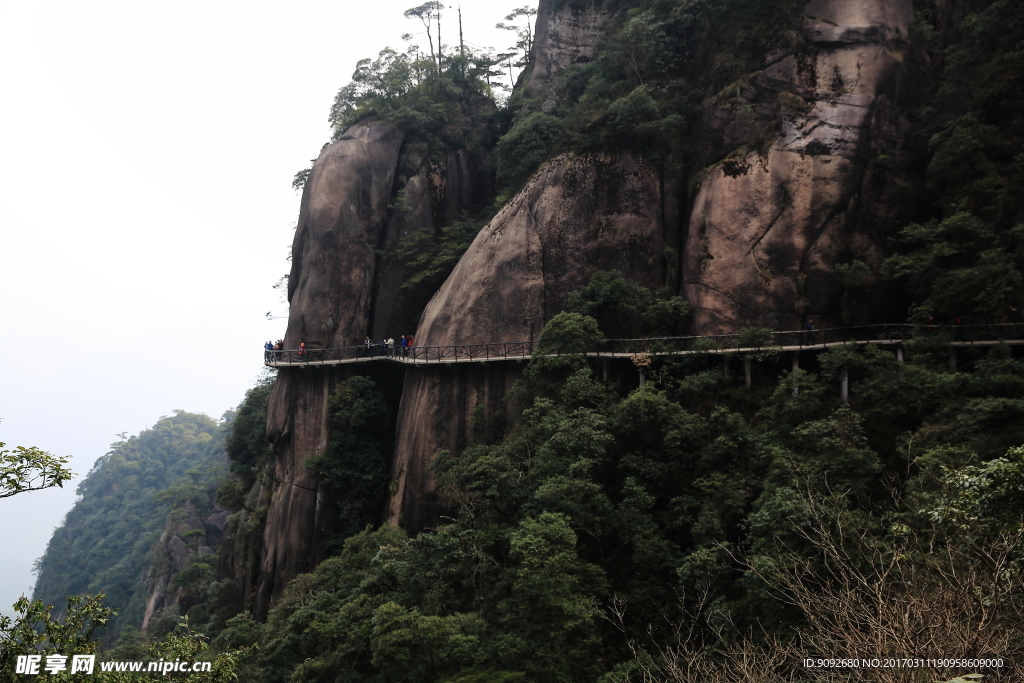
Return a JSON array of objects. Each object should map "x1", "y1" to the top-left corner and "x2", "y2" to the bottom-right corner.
[
  {"x1": 0, "y1": 594, "x2": 113, "y2": 680},
  {"x1": 32, "y1": 412, "x2": 230, "y2": 642},
  {"x1": 446, "y1": 670, "x2": 525, "y2": 683},
  {"x1": 327, "y1": 34, "x2": 498, "y2": 149},
  {"x1": 223, "y1": 378, "x2": 275, "y2": 490},
  {"x1": 122, "y1": 618, "x2": 254, "y2": 683},
  {"x1": 882, "y1": 212, "x2": 1024, "y2": 322},
  {"x1": 884, "y1": 0, "x2": 1024, "y2": 322},
  {"x1": 0, "y1": 586, "x2": 249, "y2": 683},
  {"x1": 495, "y1": 0, "x2": 805, "y2": 195},
  {"x1": 493, "y1": 112, "x2": 564, "y2": 194},
  {"x1": 395, "y1": 220, "x2": 483, "y2": 291},
  {"x1": 566, "y1": 270, "x2": 689, "y2": 339},
  {"x1": 250, "y1": 326, "x2": 1024, "y2": 681},
  {"x1": 734, "y1": 326, "x2": 781, "y2": 361},
  {"x1": 930, "y1": 445, "x2": 1024, "y2": 535},
  {"x1": 305, "y1": 376, "x2": 392, "y2": 547},
  {"x1": 532, "y1": 312, "x2": 605, "y2": 356},
  {"x1": 0, "y1": 436, "x2": 73, "y2": 499}
]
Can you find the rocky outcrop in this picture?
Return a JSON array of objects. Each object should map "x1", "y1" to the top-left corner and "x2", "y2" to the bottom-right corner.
[
  {"x1": 524, "y1": 0, "x2": 610, "y2": 108},
  {"x1": 415, "y1": 153, "x2": 665, "y2": 344},
  {"x1": 283, "y1": 121, "x2": 404, "y2": 350},
  {"x1": 371, "y1": 147, "x2": 495, "y2": 341},
  {"x1": 386, "y1": 363, "x2": 525, "y2": 530},
  {"x1": 257, "y1": 117, "x2": 494, "y2": 615},
  {"x1": 683, "y1": 0, "x2": 916, "y2": 332},
  {"x1": 257, "y1": 121, "x2": 404, "y2": 617},
  {"x1": 383, "y1": 0, "x2": 924, "y2": 528},
  {"x1": 141, "y1": 503, "x2": 224, "y2": 633},
  {"x1": 385, "y1": 152, "x2": 665, "y2": 529}
]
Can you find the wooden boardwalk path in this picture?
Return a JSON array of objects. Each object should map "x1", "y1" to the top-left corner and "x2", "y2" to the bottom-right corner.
[{"x1": 264, "y1": 324, "x2": 1024, "y2": 369}]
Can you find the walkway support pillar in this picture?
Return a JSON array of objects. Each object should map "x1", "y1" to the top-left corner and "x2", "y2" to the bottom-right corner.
[
  {"x1": 602, "y1": 358, "x2": 610, "y2": 382},
  {"x1": 841, "y1": 371, "x2": 849, "y2": 403},
  {"x1": 639, "y1": 368, "x2": 646, "y2": 387},
  {"x1": 949, "y1": 348, "x2": 957, "y2": 372},
  {"x1": 897, "y1": 346, "x2": 904, "y2": 364},
  {"x1": 744, "y1": 356, "x2": 751, "y2": 389},
  {"x1": 792, "y1": 350, "x2": 799, "y2": 372}
]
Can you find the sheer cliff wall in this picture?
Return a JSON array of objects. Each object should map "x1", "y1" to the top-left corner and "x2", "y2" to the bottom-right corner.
[
  {"x1": 256, "y1": 0, "x2": 923, "y2": 612},
  {"x1": 254, "y1": 121, "x2": 493, "y2": 617}
]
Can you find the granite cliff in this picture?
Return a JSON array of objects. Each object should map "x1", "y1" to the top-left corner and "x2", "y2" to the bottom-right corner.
[
  {"x1": 253, "y1": 114, "x2": 494, "y2": 615},
  {"x1": 684, "y1": 0, "x2": 915, "y2": 332},
  {"x1": 255, "y1": 0, "x2": 925, "y2": 611}
]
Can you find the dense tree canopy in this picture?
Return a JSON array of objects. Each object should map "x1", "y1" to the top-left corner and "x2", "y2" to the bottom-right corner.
[{"x1": 211, "y1": 272, "x2": 1024, "y2": 682}]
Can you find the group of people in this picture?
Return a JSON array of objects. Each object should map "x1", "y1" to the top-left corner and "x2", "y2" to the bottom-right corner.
[
  {"x1": 363, "y1": 335, "x2": 415, "y2": 357},
  {"x1": 264, "y1": 340, "x2": 285, "y2": 359},
  {"x1": 264, "y1": 337, "x2": 415, "y2": 361}
]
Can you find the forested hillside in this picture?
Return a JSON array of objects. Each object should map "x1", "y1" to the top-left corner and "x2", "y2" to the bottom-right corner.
[
  {"x1": 32, "y1": 411, "x2": 231, "y2": 643},
  {"x1": 17, "y1": 0, "x2": 1024, "y2": 681}
]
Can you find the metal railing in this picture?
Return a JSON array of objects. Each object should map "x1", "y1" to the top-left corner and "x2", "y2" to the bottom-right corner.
[{"x1": 263, "y1": 323, "x2": 1024, "y2": 367}]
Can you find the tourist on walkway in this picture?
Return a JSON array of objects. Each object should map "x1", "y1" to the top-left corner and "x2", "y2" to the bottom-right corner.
[
  {"x1": 364, "y1": 336, "x2": 373, "y2": 357},
  {"x1": 804, "y1": 319, "x2": 815, "y2": 345},
  {"x1": 386, "y1": 337, "x2": 395, "y2": 356},
  {"x1": 400, "y1": 335, "x2": 409, "y2": 357},
  {"x1": 407, "y1": 335, "x2": 415, "y2": 360},
  {"x1": 298, "y1": 342, "x2": 307, "y2": 360}
]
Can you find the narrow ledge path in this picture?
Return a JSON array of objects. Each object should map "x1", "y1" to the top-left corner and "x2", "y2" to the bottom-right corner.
[{"x1": 263, "y1": 324, "x2": 1024, "y2": 369}]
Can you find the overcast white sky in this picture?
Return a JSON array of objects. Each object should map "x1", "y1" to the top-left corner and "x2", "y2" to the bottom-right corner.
[{"x1": 0, "y1": 0, "x2": 532, "y2": 615}]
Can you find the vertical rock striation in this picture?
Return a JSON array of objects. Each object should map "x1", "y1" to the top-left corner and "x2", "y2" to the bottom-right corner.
[
  {"x1": 524, "y1": 0, "x2": 610, "y2": 107},
  {"x1": 256, "y1": 116, "x2": 494, "y2": 614},
  {"x1": 257, "y1": 121, "x2": 403, "y2": 617}
]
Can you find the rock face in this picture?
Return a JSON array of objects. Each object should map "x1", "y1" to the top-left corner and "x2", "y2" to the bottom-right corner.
[
  {"x1": 141, "y1": 503, "x2": 225, "y2": 633},
  {"x1": 385, "y1": 152, "x2": 666, "y2": 529},
  {"x1": 383, "y1": 0, "x2": 922, "y2": 528},
  {"x1": 256, "y1": 118, "x2": 494, "y2": 616},
  {"x1": 371, "y1": 147, "x2": 495, "y2": 341},
  {"x1": 257, "y1": 121, "x2": 404, "y2": 617},
  {"x1": 386, "y1": 363, "x2": 525, "y2": 530},
  {"x1": 524, "y1": 0, "x2": 610, "y2": 107},
  {"x1": 683, "y1": 0, "x2": 916, "y2": 332},
  {"x1": 416, "y1": 153, "x2": 665, "y2": 345},
  {"x1": 283, "y1": 121, "x2": 404, "y2": 350}
]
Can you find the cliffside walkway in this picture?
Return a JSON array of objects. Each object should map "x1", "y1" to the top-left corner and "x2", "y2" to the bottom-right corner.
[{"x1": 264, "y1": 323, "x2": 1024, "y2": 368}]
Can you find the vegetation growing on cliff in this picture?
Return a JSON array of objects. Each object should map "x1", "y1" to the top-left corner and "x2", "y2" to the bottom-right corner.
[
  {"x1": 305, "y1": 376, "x2": 393, "y2": 550},
  {"x1": 495, "y1": 0, "x2": 805, "y2": 197},
  {"x1": 292, "y1": 4, "x2": 515, "y2": 193}
]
